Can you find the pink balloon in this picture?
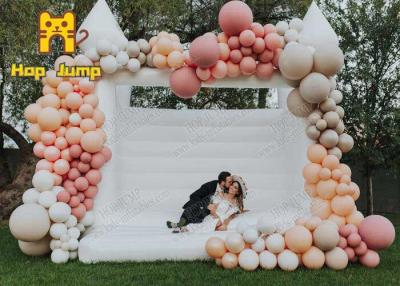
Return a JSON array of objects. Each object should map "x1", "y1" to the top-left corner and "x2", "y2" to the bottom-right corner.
[
  {"x1": 240, "y1": 57, "x2": 256, "y2": 75},
  {"x1": 229, "y1": 49, "x2": 243, "y2": 64},
  {"x1": 211, "y1": 60, "x2": 228, "y2": 79},
  {"x1": 264, "y1": 24, "x2": 277, "y2": 34},
  {"x1": 354, "y1": 241, "x2": 368, "y2": 256},
  {"x1": 226, "y1": 61, "x2": 241, "y2": 78},
  {"x1": 41, "y1": 131, "x2": 56, "y2": 146},
  {"x1": 265, "y1": 33, "x2": 284, "y2": 51},
  {"x1": 100, "y1": 146, "x2": 112, "y2": 162},
  {"x1": 338, "y1": 236, "x2": 348, "y2": 249},
  {"x1": 359, "y1": 250, "x2": 380, "y2": 268},
  {"x1": 251, "y1": 22, "x2": 265, "y2": 38},
  {"x1": 36, "y1": 151, "x2": 50, "y2": 165},
  {"x1": 252, "y1": 38, "x2": 266, "y2": 54},
  {"x1": 84, "y1": 185, "x2": 98, "y2": 198},
  {"x1": 219, "y1": 43, "x2": 230, "y2": 61},
  {"x1": 227, "y1": 36, "x2": 240, "y2": 50},
  {"x1": 61, "y1": 149, "x2": 72, "y2": 161},
  {"x1": 69, "y1": 195, "x2": 80, "y2": 208},
  {"x1": 53, "y1": 159, "x2": 70, "y2": 175},
  {"x1": 344, "y1": 247, "x2": 355, "y2": 260},
  {"x1": 91, "y1": 153, "x2": 106, "y2": 169},
  {"x1": 258, "y1": 49, "x2": 274, "y2": 63},
  {"x1": 53, "y1": 173, "x2": 62, "y2": 186},
  {"x1": 86, "y1": 169, "x2": 102, "y2": 185},
  {"x1": 218, "y1": 1, "x2": 253, "y2": 36},
  {"x1": 69, "y1": 144, "x2": 83, "y2": 159},
  {"x1": 57, "y1": 191, "x2": 71, "y2": 203},
  {"x1": 196, "y1": 67, "x2": 212, "y2": 81},
  {"x1": 74, "y1": 177, "x2": 89, "y2": 191},
  {"x1": 272, "y1": 48, "x2": 282, "y2": 68},
  {"x1": 54, "y1": 137, "x2": 68, "y2": 150},
  {"x1": 68, "y1": 168, "x2": 81, "y2": 181},
  {"x1": 359, "y1": 215, "x2": 396, "y2": 251},
  {"x1": 70, "y1": 159, "x2": 79, "y2": 169},
  {"x1": 72, "y1": 204, "x2": 87, "y2": 221},
  {"x1": 80, "y1": 152, "x2": 92, "y2": 163},
  {"x1": 33, "y1": 142, "x2": 46, "y2": 158},
  {"x1": 78, "y1": 162, "x2": 91, "y2": 174},
  {"x1": 189, "y1": 36, "x2": 220, "y2": 68},
  {"x1": 183, "y1": 51, "x2": 197, "y2": 68},
  {"x1": 169, "y1": 67, "x2": 202, "y2": 99},
  {"x1": 67, "y1": 186, "x2": 78, "y2": 196},
  {"x1": 240, "y1": 47, "x2": 252, "y2": 56},
  {"x1": 44, "y1": 146, "x2": 61, "y2": 162},
  {"x1": 239, "y1": 30, "x2": 256, "y2": 47},
  {"x1": 63, "y1": 179, "x2": 74, "y2": 189},
  {"x1": 83, "y1": 198, "x2": 93, "y2": 210},
  {"x1": 347, "y1": 233, "x2": 362, "y2": 248},
  {"x1": 256, "y1": 63, "x2": 274, "y2": 79}
]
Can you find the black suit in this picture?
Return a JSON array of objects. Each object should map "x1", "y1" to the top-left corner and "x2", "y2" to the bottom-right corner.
[{"x1": 180, "y1": 180, "x2": 219, "y2": 224}]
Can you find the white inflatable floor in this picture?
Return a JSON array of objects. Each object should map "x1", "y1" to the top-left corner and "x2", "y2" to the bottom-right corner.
[{"x1": 78, "y1": 83, "x2": 311, "y2": 263}]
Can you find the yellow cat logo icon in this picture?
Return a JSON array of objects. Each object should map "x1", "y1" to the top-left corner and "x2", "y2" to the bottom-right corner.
[{"x1": 39, "y1": 11, "x2": 76, "y2": 54}]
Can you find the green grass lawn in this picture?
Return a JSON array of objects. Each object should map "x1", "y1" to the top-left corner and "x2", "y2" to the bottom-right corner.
[{"x1": 0, "y1": 215, "x2": 399, "y2": 286}]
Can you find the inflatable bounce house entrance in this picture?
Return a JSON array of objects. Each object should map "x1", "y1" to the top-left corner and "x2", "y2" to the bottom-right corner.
[{"x1": 9, "y1": 0, "x2": 395, "y2": 270}]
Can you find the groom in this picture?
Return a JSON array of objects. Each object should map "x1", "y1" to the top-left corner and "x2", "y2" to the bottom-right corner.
[{"x1": 166, "y1": 171, "x2": 233, "y2": 229}]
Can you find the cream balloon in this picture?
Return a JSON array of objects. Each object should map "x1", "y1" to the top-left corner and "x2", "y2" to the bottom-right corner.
[
  {"x1": 313, "y1": 45, "x2": 344, "y2": 77},
  {"x1": 259, "y1": 250, "x2": 277, "y2": 270},
  {"x1": 279, "y1": 43, "x2": 313, "y2": 80},
  {"x1": 238, "y1": 249, "x2": 259, "y2": 271},
  {"x1": 18, "y1": 236, "x2": 51, "y2": 256},
  {"x1": 325, "y1": 247, "x2": 348, "y2": 270},
  {"x1": 299, "y1": 73, "x2": 330, "y2": 104},
  {"x1": 313, "y1": 223, "x2": 340, "y2": 251},
  {"x1": 287, "y1": 88, "x2": 315, "y2": 117}
]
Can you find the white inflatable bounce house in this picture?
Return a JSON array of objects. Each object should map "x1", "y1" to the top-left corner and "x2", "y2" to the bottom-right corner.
[{"x1": 10, "y1": 0, "x2": 396, "y2": 270}]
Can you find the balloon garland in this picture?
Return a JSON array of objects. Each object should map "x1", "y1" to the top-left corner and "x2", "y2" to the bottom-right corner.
[{"x1": 8, "y1": 0, "x2": 395, "y2": 266}]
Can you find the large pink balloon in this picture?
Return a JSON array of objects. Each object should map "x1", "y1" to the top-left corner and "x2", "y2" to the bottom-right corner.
[
  {"x1": 218, "y1": 1, "x2": 253, "y2": 36},
  {"x1": 169, "y1": 67, "x2": 202, "y2": 99},
  {"x1": 359, "y1": 215, "x2": 395, "y2": 250},
  {"x1": 189, "y1": 36, "x2": 220, "y2": 68}
]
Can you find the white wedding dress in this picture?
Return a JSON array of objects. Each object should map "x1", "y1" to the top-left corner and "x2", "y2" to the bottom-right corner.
[{"x1": 185, "y1": 193, "x2": 240, "y2": 233}]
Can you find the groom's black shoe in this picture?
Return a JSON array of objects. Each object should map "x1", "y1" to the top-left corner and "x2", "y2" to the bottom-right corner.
[{"x1": 166, "y1": 221, "x2": 177, "y2": 229}]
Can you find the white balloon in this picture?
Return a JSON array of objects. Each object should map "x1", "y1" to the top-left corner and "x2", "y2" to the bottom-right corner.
[
  {"x1": 68, "y1": 238, "x2": 79, "y2": 251},
  {"x1": 276, "y1": 21, "x2": 289, "y2": 35},
  {"x1": 238, "y1": 249, "x2": 259, "y2": 271},
  {"x1": 51, "y1": 249, "x2": 69, "y2": 264},
  {"x1": 96, "y1": 39, "x2": 112, "y2": 56},
  {"x1": 259, "y1": 250, "x2": 277, "y2": 269},
  {"x1": 80, "y1": 211, "x2": 95, "y2": 227},
  {"x1": 49, "y1": 202, "x2": 71, "y2": 223},
  {"x1": 51, "y1": 186, "x2": 65, "y2": 196},
  {"x1": 243, "y1": 228, "x2": 259, "y2": 244},
  {"x1": 127, "y1": 58, "x2": 141, "y2": 73},
  {"x1": 65, "y1": 215, "x2": 78, "y2": 228},
  {"x1": 69, "y1": 251, "x2": 78, "y2": 260},
  {"x1": 257, "y1": 216, "x2": 276, "y2": 235},
  {"x1": 61, "y1": 242, "x2": 70, "y2": 251},
  {"x1": 278, "y1": 250, "x2": 299, "y2": 271},
  {"x1": 265, "y1": 233, "x2": 285, "y2": 254},
  {"x1": 50, "y1": 239, "x2": 62, "y2": 250},
  {"x1": 69, "y1": 113, "x2": 81, "y2": 126},
  {"x1": 85, "y1": 47, "x2": 100, "y2": 62},
  {"x1": 126, "y1": 41, "x2": 140, "y2": 58},
  {"x1": 329, "y1": 90, "x2": 343, "y2": 104},
  {"x1": 111, "y1": 44, "x2": 119, "y2": 56},
  {"x1": 100, "y1": 55, "x2": 118, "y2": 74},
  {"x1": 68, "y1": 227, "x2": 81, "y2": 240},
  {"x1": 116, "y1": 51, "x2": 129, "y2": 66},
  {"x1": 60, "y1": 233, "x2": 70, "y2": 243},
  {"x1": 251, "y1": 237, "x2": 266, "y2": 253},
  {"x1": 289, "y1": 18, "x2": 303, "y2": 32},
  {"x1": 138, "y1": 39, "x2": 151, "y2": 54},
  {"x1": 38, "y1": 191, "x2": 57, "y2": 208},
  {"x1": 50, "y1": 223, "x2": 68, "y2": 239},
  {"x1": 22, "y1": 188, "x2": 40, "y2": 204},
  {"x1": 284, "y1": 29, "x2": 299, "y2": 43},
  {"x1": 329, "y1": 77, "x2": 337, "y2": 91},
  {"x1": 76, "y1": 223, "x2": 85, "y2": 232},
  {"x1": 236, "y1": 221, "x2": 250, "y2": 234},
  {"x1": 32, "y1": 170, "x2": 54, "y2": 192}
]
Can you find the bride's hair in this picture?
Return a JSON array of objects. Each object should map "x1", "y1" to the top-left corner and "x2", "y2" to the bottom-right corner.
[{"x1": 233, "y1": 181, "x2": 244, "y2": 212}]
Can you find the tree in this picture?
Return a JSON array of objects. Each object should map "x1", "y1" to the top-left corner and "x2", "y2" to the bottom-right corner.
[{"x1": 321, "y1": 0, "x2": 400, "y2": 214}]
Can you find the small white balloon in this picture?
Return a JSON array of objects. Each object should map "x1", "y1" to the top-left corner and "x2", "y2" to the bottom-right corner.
[
  {"x1": 278, "y1": 250, "x2": 299, "y2": 271},
  {"x1": 251, "y1": 237, "x2": 266, "y2": 253},
  {"x1": 51, "y1": 249, "x2": 69, "y2": 264},
  {"x1": 116, "y1": 51, "x2": 129, "y2": 66},
  {"x1": 265, "y1": 233, "x2": 285, "y2": 254},
  {"x1": 236, "y1": 221, "x2": 250, "y2": 234},
  {"x1": 65, "y1": 215, "x2": 78, "y2": 228},
  {"x1": 60, "y1": 233, "x2": 70, "y2": 243},
  {"x1": 50, "y1": 223, "x2": 68, "y2": 239},
  {"x1": 69, "y1": 251, "x2": 78, "y2": 260},
  {"x1": 22, "y1": 188, "x2": 40, "y2": 204},
  {"x1": 68, "y1": 238, "x2": 79, "y2": 251},
  {"x1": 96, "y1": 39, "x2": 112, "y2": 56},
  {"x1": 111, "y1": 44, "x2": 119, "y2": 56},
  {"x1": 49, "y1": 202, "x2": 71, "y2": 223},
  {"x1": 50, "y1": 239, "x2": 62, "y2": 250},
  {"x1": 257, "y1": 216, "x2": 276, "y2": 235},
  {"x1": 38, "y1": 191, "x2": 57, "y2": 208},
  {"x1": 243, "y1": 228, "x2": 259, "y2": 244},
  {"x1": 289, "y1": 18, "x2": 303, "y2": 32},
  {"x1": 137, "y1": 39, "x2": 151, "y2": 54},
  {"x1": 80, "y1": 211, "x2": 95, "y2": 227},
  {"x1": 100, "y1": 55, "x2": 118, "y2": 74},
  {"x1": 259, "y1": 250, "x2": 277, "y2": 270},
  {"x1": 51, "y1": 186, "x2": 65, "y2": 196},
  {"x1": 61, "y1": 242, "x2": 70, "y2": 251},
  {"x1": 32, "y1": 170, "x2": 54, "y2": 192},
  {"x1": 85, "y1": 47, "x2": 100, "y2": 62},
  {"x1": 127, "y1": 58, "x2": 141, "y2": 73},
  {"x1": 68, "y1": 227, "x2": 81, "y2": 239},
  {"x1": 126, "y1": 41, "x2": 140, "y2": 58},
  {"x1": 284, "y1": 29, "x2": 299, "y2": 43},
  {"x1": 329, "y1": 77, "x2": 337, "y2": 90},
  {"x1": 276, "y1": 21, "x2": 289, "y2": 35},
  {"x1": 76, "y1": 223, "x2": 85, "y2": 232},
  {"x1": 238, "y1": 249, "x2": 259, "y2": 271}
]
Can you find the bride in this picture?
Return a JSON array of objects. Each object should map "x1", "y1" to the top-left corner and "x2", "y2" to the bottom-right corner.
[{"x1": 178, "y1": 175, "x2": 247, "y2": 233}]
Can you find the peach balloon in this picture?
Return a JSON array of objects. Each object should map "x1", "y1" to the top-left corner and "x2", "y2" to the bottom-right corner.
[
  {"x1": 71, "y1": 204, "x2": 86, "y2": 220},
  {"x1": 228, "y1": 36, "x2": 240, "y2": 49},
  {"x1": 41, "y1": 131, "x2": 56, "y2": 146},
  {"x1": 78, "y1": 104, "x2": 94, "y2": 119},
  {"x1": 44, "y1": 146, "x2": 61, "y2": 162},
  {"x1": 304, "y1": 183, "x2": 317, "y2": 197},
  {"x1": 46, "y1": 70, "x2": 62, "y2": 88},
  {"x1": 33, "y1": 142, "x2": 46, "y2": 158},
  {"x1": 86, "y1": 169, "x2": 102, "y2": 185},
  {"x1": 53, "y1": 159, "x2": 70, "y2": 175},
  {"x1": 336, "y1": 183, "x2": 350, "y2": 196},
  {"x1": 80, "y1": 131, "x2": 104, "y2": 153},
  {"x1": 319, "y1": 168, "x2": 331, "y2": 180},
  {"x1": 360, "y1": 250, "x2": 380, "y2": 268},
  {"x1": 305, "y1": 216, "x2": 322, "y2": 231},
  {"x1": 251, "y1": 23, "x2": 265, "y2": 38},
  {"x1": 42, "y1": 85, "x2": 57, "y2": 96},
  {"x1": 359, "y1": 215, "x2": 396, "y2": 251},
  {"x1": 240, "y1": 57, "x2": 256, "y2": 75},
  {"x1": 84, "y1": 186, "x2": 98, "y2": 198},
  {"x1": 80, "y1": 152, "x2": 92, "y2": 163},
  {"x1": 56, "y1": 81, "x2": 74, "y2": 99},
  {"x1": 83, "y1": 94, "x2": 99, "y2": 108},
  {"x1": 196, "y1": 67, "x2": 211, "y2": 81},
  {"x1": 258, "y1": 49, "x2": 274, "y2": 63},
  {"x1": 316, "y1": 179, "x2": 337, "y2": 200},
  {"x1": 52, "y1": 173, "x2": 62, "y2": 186},
  {"x1": 284, "y1": 225, "x2": 312, "y2": 254},
  {"x1": 302, "y1": 246, "x2": 325, "y2": 270},
  {"x1": 77, "y1": 192, "x2": 85, "y2": 202},
  {"x1": 41, "y1": 94, "x2": 61, "y2": 109},
  {"x1": 59, "y1": 109, "x2": 70, "y2": 125},
  {"x1": 54, "y1": 137, "x2": 68, "y2": 151},
  {"x1": 303, "y1": 163, "x2": 322, "y2": 184},
  {"x1": 90, "y1": 153, "x2": 106, "y2": 169},
  {"x1": 256, "y1": 63, "x2": 274, "y2": 79},
  {"x1": 69, "y1": 144, "x2": 83, "y2": 159},
  {"x1": 331, "y1": 169, "x2": 343, "y2": 181},
  {"x1": 307, "y1": 144, "x2": 328, "y2": 164},
  {"x1": 167, "y1": 51, "x2": 185, "y2": 69},
  {"x1": 217, "y1": 32, "x2": 228, "y2": 44},
  {"x1": 80, "y1": 119, "x2": 97, "y2": 133},
  {"x1": 79, "y1": 79, "x2": 95, "y2": 94},
  {"x1": 92, "y1": 109, "x2": 105, "y2": 128},
  {"x1": 265, "y1": 33, "x2": 284, "y2": 50},
  {"x1": 328, "y1": 214, "x2": 346, "y2": 227},
  {"x1": 68, "y1": 168, "x2": 81, "y2": 181},
  {"x1": 169, "y1": 67, "x2": 202, "y2": 98},
  {"x1": 264, "y1": 24, "x2": 277, "y2": 34},
  {"x1": 239, "y1": 30, "x2": 256, "y2": 47},
  {"x1": 61, "y1": 149, "x2": 72, "y2": 161},
  {"x1": 75, "y1": 177, "x2": 89, "y2": 192},
  {"x1": 331, "y1": 195, "x2": 355, "y2": 216},
  {"x1": 227, "y1": 61, "x2": 241, "y2": 78},
  {"x1": 189, "y1": 36, "x2": 220, "y2": 68},
  {"x1": 222, "y1": 252, "x2": 238, "y2": 269},
  {"x1": 252, "y1": 38, "x2": 266, "y2": 54},
  {"x1": 37, "y1": 107, "x2": 62, "y2": 131},
  {"x1": 339, "y1": 163, "x2": 352, "y2": 176},
  {"x1": 28, "y1": 124, "x2": 42, "y2": 142},
  {"x1": 218, "y1": 1, "x2": 253, "y2": 36},
  {"x1": 322, "y1": 155, "x2": 340, "y2": 170},
  {"x1": 211, "y1": 60, "x2": 228, "y2": 79},
  {"x1": 205, "y1": 237, "x2": 227, "y2": 258},
  {"x1": 157, "y1": 37, "x2": 174, "y2": 56},
  {"x1": 65, "y1": 92, "x2": 83, "y2": 110},
  {"x1": 346, "y1": 210, "x2": 364, "y2": 226},
  {"x1": 24, "y1": 104, "x2": 42, "y2": 123},
  {"x1": 153, "y1": 54, "x2": 168, "y2": 69},
  {"x1": 78, "y1": 162, "x2": 91, "y2": 174},
  {"x1": 218, "y1": 43, "x2": 230, "y2": 61},
  {"x1": 65, "y1": 127, "x2": 83, "y2": 145},
  {"x1": 311, "y1": 198, "x2": 332, "y2": 219},
  {"x1": 349, "y1": 182, "x2": 360, "y2": 201},
  {"x1": 36, "y1": 159, "x2": 53, "y2": 172}
]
